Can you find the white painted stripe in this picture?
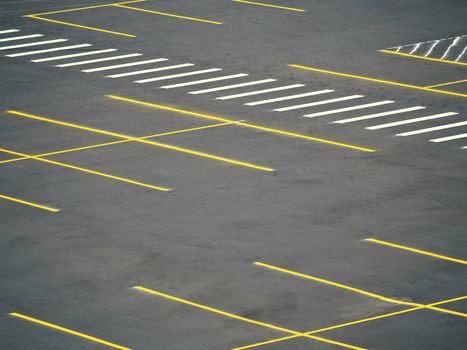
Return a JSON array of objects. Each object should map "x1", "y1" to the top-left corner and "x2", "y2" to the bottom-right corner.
[
  {"x1": 56, "y1": 53, "x2": 142, "y2": 67},
  {"x1": 0, "y1": 34, "x2": 43, "y2": 42},
  {"x1": 161, "y1": 73, "x2": 248, "y2": 89},
  {"x1": 81, "y1": 58, "x2": 168, "y2": 73},
  {"x1": 135, "y1": 68, "x2": 222, "y2": 84},
  {"x1": 215, "y1": 83, "x2": 304, "y2": 99},
  {"x1": 430, "y1": 133, "x2": 467, "y2": 143},
  {"x1": 245, "y1": 90, "x2": 334, "y2": 106},
  {"x1": 397, "y1": 121, "x2": 467, "y2": 137},
  {"x1": 32, "y1": 48, "x2": 117, "y2": 62},
  {"x1": 334, "y1": 106, "x2": 426, "y2": 124},
  {"x1": 303, "y1": 100, "x2": 394, "y2": 118},
  {"x1": 107, "y1": 63, "x2": 194, "y2": 78},
  {"x1": 191, "y1": 79, "x2": 277, "y2": 95},
  {"x1": 7, "y1": 44, "x2": 92, "y2": 57},
  {"x1": 366, "y1": 112, "x2": 458, "y2": 130},
  {"x1": 440, "y1": 36, "x2": 460, "y2": 59},
  {"x1": 274, "y1": 95, "x2": 363, "y2": 112},
  {"x1": 462, "y1": 146, "x2": 467, "y2": 149},
  {"x1": 0, "y1": 29, "x2": 20, "y2": 34},
  {"x1": 0, "y1": 39, "x2": 68, "y2": 51},
  {"x1": 455, "y1": 46, "x2": 467, "y2": 62}
]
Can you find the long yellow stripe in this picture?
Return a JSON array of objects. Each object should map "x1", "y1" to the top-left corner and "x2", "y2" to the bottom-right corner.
[
  {"x1": 290, "y1": 64, "x2": 467, "y2": 98},
  {"x1": 366, "y1": 238, "x2": 467, "y2": 265},
  {"x1": 106, "y1": 95, "x2": 377, "y2": 152},
  {"x1": 232, "y1": 0, "x2": 305, "y2": 12},
  {"x1": 10, "y1": 313, "x2": 131, "y2": 350},
  {"x1": 133, "y1": 286, "x2": 366, "y2": 350},
  {"x1": 380, "y1": 49, "x2": 467, "y2": 67},
  {"x1": 426, "y1": 79, "x2": 467, "y2": 89},
  {"x1": 27, "y1": 0, "x2": 146, "y2": 16},
  {"x1": 0, "y1": 194, "x2": 59, "y2": 212}
]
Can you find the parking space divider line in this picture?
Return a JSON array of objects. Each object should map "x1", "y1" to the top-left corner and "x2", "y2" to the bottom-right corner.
[{"x1": 0, "y1": 194, "x2": 59, "y2": 212}]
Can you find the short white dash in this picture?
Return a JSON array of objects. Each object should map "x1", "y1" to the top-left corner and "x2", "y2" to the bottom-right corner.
[
  {"x1": 135, "y1": 68, "x2": 222, "y2": 84},
  {"x1": 81, "y1": 58, "x2": 169, "y2": 73},
  {"x1": 335, "y1": 106, "x2": 426, "y2": 124},
  {"x1": 56, "y1": 53, "x2": 142, "y2": 67},
  {"x1": 161, "y1": 73, "x2": 248, "y2": 89},
  {"x1": 366, "y1": 112, "x2": 458, "y2": 130},
  {"x1": 397, "y1": 121, "x2": 467, "y2": 137},
  {"x1": 7, "y1": 44, "x2": 91, "y2": 57},
  {"x1": 107, "y1": 63, "x2": 194, "y2": 78},
  {"x1": 32, "y1": 49, "x2": 117, "y2": 62},
  {"x1": 0, "y1": 34, "x2": 43, "y2": 42},
  {"x1": 0, "y1": 39, "x2": 68, "y2": 51},
  {"x1": 0, "y1": 29, "x2": 20, "y2": 35},
  {"x1": 303, "y1": 100, "x2": 394, "y2": 118},
  {"x1": 215, "y1": 83, "x2": 304, "y2": 100},
  {"x1": 430, "y1": 133, "x2": 467, "y2": 143},
  {"x1": 245, "y1": 90, "x2": 334, "y2": 106},
  {"x1": 273, "y1": 95, "x2": 362, "y2": 112},
  {"x1": 191, "y1": 79, "x2": 277, "y2": 95}
]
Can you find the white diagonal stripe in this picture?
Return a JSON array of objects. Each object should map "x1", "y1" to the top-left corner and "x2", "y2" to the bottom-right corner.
[
  {"x1": 440, "y1": 36, "x2": 460, "y2": 59},
  {"x1": 366, "y1": 112, "x2": 458, "y2": 130},
  {"x1": 135, "y1": 68, "x2": 222, "y2": 84},
  {"x1": 216, "y1": 83, "x2": 304, "y2": 100},
  {"x1": 31, "y1": 49, "x2": 117, "y2": 62},
  {"x1": 246, "y1": 90, "x2": 334, "y2": 106},
  {"x1": 274, "y1": 95, "x2": 363, "y2": 112},
  {"x1": 0, "y1": 34, "x2": 43, "y2": 42},
  {"x1": 56, "y1": 53, "x2": 142, "y2": 67},
  {"x1": 0, "y1": 29, "x2": 20, "y2": 34},
  {"x1": 82, "y1": 58, "x2": 169, "y2": 72},
  {"x1": 430, "y1": 133, "x2": 467, "y2": 143},
  {"x1": 303, "y1": 100, "x2": 394, "y2": 118},
  {"x1": 397, "y1": 121, "x2": 467, "y2": 136},
  {"x1": 335, "y1": 106, "x2": 426, "y2": 124},
  {"x1": 107, "y1": 63, "x2": 194, "y2": 78},
  {"x1": 7, "y1": 44, "x2": 92, "y2": 57},
  {"x1": 191, "y1": 79, "x2": 277, "y2": 95},
  {"x1": 0, "y1": 39, "x2": 68, "y2": 51},
  {"x1": 161, "y1": 73, "x2": 248, "y2": 89}
]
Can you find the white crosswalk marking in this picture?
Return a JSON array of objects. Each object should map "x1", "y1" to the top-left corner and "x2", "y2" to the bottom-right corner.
[
  {"x1": 161, "y1": 73, "x2": 248, "y2": 89},
  {"x1": 135, "y1": 68, "x2": 223, "y2": 84},
  {"x1": 6, "y1": 44, "x2": 92, "y2": 57},
  {"x1": 0, "y1": 39, "x2": 68, "y2": 51},
  {"x1": 274, "y1": 95, "x2": 363, "y2": 112},
  {"x1": 397, "y1": 121, "x2": 467, "y2": 137},
  {"x1": 430, "y1": 133, "x2": 467, "y2": 143},
  {"x1": 81, "y1": 58, "x2": 169, "y2": 73},
  {"x1": 191, "y1": 79, "x2": 277, "y2": 95},
  {"x1": 216, "y1": 84, "x2": 304, "y2": 100},
  {"x1": 303, "y1": 101, "x2": 394, "y2": 118},
  {"x1": 335, "y1": 106, "x2": 426, "y2": 124},
  {"x1": 366, "y1": 112, "x2": 458, "y2": 130},
  {"x1": 0, "y1": 34, "x2": 43, "y2": 42},
  {"x1": 56, "y1": 53, "x2": 142, "y2": 67},
  {"x1": 31, "y1": 49, "x2": 117, "y2": 62},
  {"x1": 107, "y1": 63, "x2": 194, "y2": 78},
  {"x1": 246, "y1": 90, "x2": 334, "y2": 106},
  {"x1": 0, "y1": 29, "x2": 20, "y2": 34}
]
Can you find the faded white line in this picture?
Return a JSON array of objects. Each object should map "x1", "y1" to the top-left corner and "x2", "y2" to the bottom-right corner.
[
  {"x1": 303, "y1": 101, "x2": 394, "y2": 118},
  {"x1": 135, "y1": 68, "x2": 222, "y2": 84},
  {"x1": 274, "y1": 95, "x2": 363, "y2": 112},
  {"x1": 397, "y1": 121, "x2": 467, "y2": 136},
  {"x1": 107, "y1": 63, "x2": 194, "y2": 78},
  {"x1": 191, "y1": 79, "x2": 277, "y2": 95},
  {"x1": 7, "y1": 44, "x2": 91, "y2": 57},
  {"x1": 366, "y1": 112, "x2": 458, "y2": 130},
  {"x1": 245, "y1": 90, "x2": 334, "y2": 106},
  {"x1": 82, "y1": 58, "x2": 169, "y2": 73},
  {"x1": 161, "y1": 73, "x2": 248, "y2": 89},
  {"x1": 334, "y1": 106, "x2": 426, "y2": 124},
  {"x1": 31, "y1": 49, "x2": 117, "y2": 62}
]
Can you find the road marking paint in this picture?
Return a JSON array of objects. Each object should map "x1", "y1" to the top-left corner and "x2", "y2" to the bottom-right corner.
[
  {"x1": 0, "y1": 194, "x2": 59, "y2": 212},
  {"x1": 430, "y1": 133, "x2": 467, "y2": 143},
  {"x1": 380, "y1": 49, "x2": 467, "y2": 66},
  {"x1": 0, "y1": 29, "x2": 20, "y2": 34},
  {"x1": 31, "y1": 48, "x2": 117, "y2": 62},
  {"x1": 7, "y1": 44, "x2": 92, "y2": 58},
  {"x1": 6, "y1": 110, "x2": 273, "y2": 172},
  {"x1": 245, "y1": 89, "x2": 334, "y2": 106},
  {"x1": 56, "y1": 53, "x2": 142, "y2": 67},
  {"x1": 455, "y1": 46, "x2": 467, "y2": 62},
  {"x1": 425, "y1": 79, "x2": 467, "y2": 89},
  {"x1": 82, "y1": 58, "x2": 169, "y2": 73},
  {"x1": 232, "y1": 0, "x2": 305, "y2": 12},
  {"x1": 161, "y1": 73, "x2": 248, "y2": 89},
  {"x1": 396, "y1": 121, "x2": 467, "y2": 136},
  {"x1": 335, "y1": 106, "x2": 426, "y2": 124},
  {"x1": 215, "y1": 83, "x2": 303, "y2": 99},
  {"x1": 107, "y1": 95, "x2": 377, "y2": 152},
  {"x1": 366, "y1": 238, "x2": 467, "y2": 265},
  {"x1": 274, "y1": 95, "x2": 363, "y2": 112},
  {"x1": 191, "y1": 79, "x2": 277, "y2": 95},
  {"x1": 133, "y1": 286, "x2": 365, "y2": 350},
  {"x1": 303, "y1": 101, "x2": 394, "y2": 118},
  {"x1": 0, "y1": 34, "x2": 43, "y2": 42},
  {"x1": 135, "y1": 68, "x2": 223, "y2": 83},
  {"x1": 107, "y1": 63, "x2": 194, "y2": 78},
  {"x1": 113, "y1": 4, "x2": 223, "y2": 25},
  {"x1": 0, "y1": 39, "x2": 68, "y2": 51},
  {"x1": 27, "y1": 0, "x2": 147, "y2": 16},
  {"x1": 440, "y1": 36, "x2": 460, "y2": 60},
  {"x1": 289, "y1": 64, "x2": 467, "y2": 98},
  {"x1": 9, "y1": 313, "x2": 131, "y2": 350},
  {"x1": 366, "y1": 112, "x2": 458, "y2": 130}
]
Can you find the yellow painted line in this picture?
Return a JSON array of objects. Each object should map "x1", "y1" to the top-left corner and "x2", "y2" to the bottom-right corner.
[
  {"x1": 380, "y1": 49, "x2": 467, "y2": 67},
  {"x1": 0, "y1": 194, "x2": 59, "y2": 212},
  {"x1": 133, "y1": 286, "x2": 366, "y2": 350},
  {"x1": 27, "y1": 0, "x2": 146, "y2": 16},
  {"x1": 5, "y1": 110, "x2": 273, "y2": 172},
  {"x1": 9, "y1": 312, "x2": 131, "y2": 350},
  {"x1": 232, "y1": 0, "x2": 305, "y2": 12},
  {"x1": 366, "y1": 238, "x2": 467, "y2": 265},
  {"x1": 107, "y1": 95, "x2": 377, "y2": 153},
  {"x1": 425, "y1": 79, "x2": 467, "y2": 89},
  {"x1": 0, "y1": 147, "x2": 170, "y2": 191},
  {"x1": 114, "y1": 4, "x2": 223, "y2": 25},
  {"x1": 290, "y1": 64, "x2": 467, "y2": 99},
  {"x1": 232, "y1": 295, "x2": 467, "y2": 350}
]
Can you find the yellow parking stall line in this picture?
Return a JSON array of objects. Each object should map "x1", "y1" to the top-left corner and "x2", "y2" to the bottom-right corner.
[
  {"x1": 113, "y1": 4, "x2": 223, "y2": 25},
  {"x1": 5, "y1": 110, "x2": 273, "y2": 172},
  {"x1": 366, "y1": 238, "x2": 467, "y2": 265},
  {"x1": 106, "y1": 95, "x2": 377, "y2": 153},
  {"x1": 9, "y1": 312, "x2": 131, "y2": 350},
  {"x1": 380, "y1": 50, "x2": 467, "y2": 67},
  {"x1": 232, "y1": 0, "x2": 305, "y2": 12},
  {"x1": 0, "y1": 147, "x2": 170, "y2": 191},
  {"x1": 233, "y1": 295, "x2": 467, "y2": 350},
  {"x1": 27, "y1": 0, "x2": 147, "y2": 16},
  {"x1": 290, "y1": 64, "x2": 467, "y2": 99},
  {"x1": 425, "y1": 79, "x2": 467, "y2": 89},
  {"x1": 0, "y1": 194, "x2": 59, "y2": 212},
  {"x1": 133, "y1": 286, "x2": 366, "y2": 350}
]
